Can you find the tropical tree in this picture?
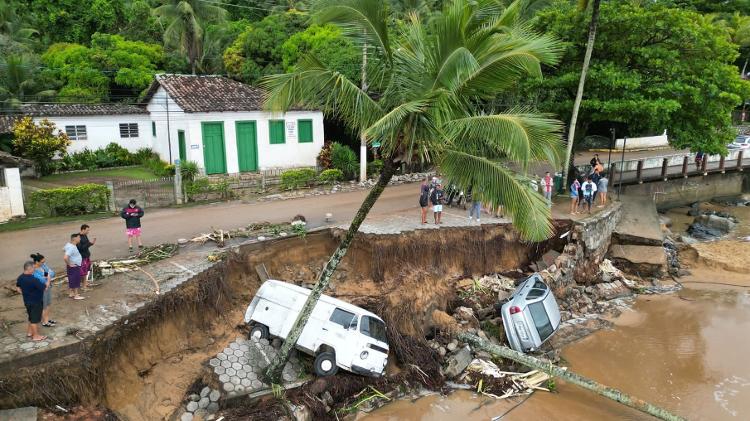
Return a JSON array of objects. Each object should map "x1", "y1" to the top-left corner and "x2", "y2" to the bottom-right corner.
[
  {"x1": 561, "y1": 0, "x2": 600, "y2": 186},
  {"x1": 153, "y1": 0, "x2": 228, "y2": 74},
  {"x1": 0, "y1": 54, "x2": 56, "y2": 111},
  {"x1": 12, "y1": 117, "x2": 70, "y2": 176},
  {"x1": 261, "y1": 0, "x2": 564, "y2": 381},
  {"x1": 0, "y1": 1, "x2": 38, "y2": 54}
]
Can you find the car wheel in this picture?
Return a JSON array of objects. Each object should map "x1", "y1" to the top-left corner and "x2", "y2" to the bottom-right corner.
[
  {"x1": 314, "y1": 352, "x2": 338, "y2": 377},
  {"x1": 249, "y1": 324, "x2": 269, "y2": 341}
]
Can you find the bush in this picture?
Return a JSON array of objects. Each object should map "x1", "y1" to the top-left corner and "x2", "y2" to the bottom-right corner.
[
  {"x1": 133, "y1": 147, "x2": 159, "y2": 164},
  {"x1": 58, "y1": 144, "x2": 158, "y2": 172},
  {"x1": 281, "y1": 168, "x2": 317, "y2": 190},
  {"x1": 12, "y1": 117, "x2": 71, "y2": 176},
  {"x1": 330, "y1": 142, "x2": 358, "y2": 179},
  {"x1": 180, "y1": 161, "x2": 200, "y2": 181},
  {"x1": 317, "y1": 168, "x2": 343, "y2": 184},
  {"x1": 143, "y1": 157, "x2": 172, "y2": 176},
  {"x1": 367, "y1": 159, "x2": 384, "y2": 177},
  {"x1": 317, "y1": 142, "x2": 334, "y2": 169},
  {"x1": 184, "y1": 177, "x2": 232, "y2": 202},
  {"x1": 28, "y1": 183, "x2": 110, "y2": 217}
]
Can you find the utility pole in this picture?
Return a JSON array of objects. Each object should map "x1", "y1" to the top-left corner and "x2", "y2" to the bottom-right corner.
[
  {"x1": 359, "y1": 41, "x2": 368, "y2": 183},
  {"x1": 166, "y1": 91, "x2": 182, "y2": 204}
]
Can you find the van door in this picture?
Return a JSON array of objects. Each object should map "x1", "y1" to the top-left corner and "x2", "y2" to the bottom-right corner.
[
  {"x1": 320, "y1": 308, "x2": 359, "y2": 369},
  {"x1": 355, "y1": 315, "x2": 389, "y2": 376}
]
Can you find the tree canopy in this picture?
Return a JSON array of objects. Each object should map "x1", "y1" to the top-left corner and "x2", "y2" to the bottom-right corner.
[{"x1": 530, "y1": 1, "x2": 750, "y2": 153}]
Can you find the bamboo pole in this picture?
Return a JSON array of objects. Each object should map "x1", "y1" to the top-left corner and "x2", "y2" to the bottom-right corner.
[{"x1": 457, "y1": 332, "x2": 685, "y2": 421}]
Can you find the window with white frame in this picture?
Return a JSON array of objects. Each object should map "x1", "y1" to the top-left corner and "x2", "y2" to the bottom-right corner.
[
  {"x1": 65, "y1": 125, "x2": 87, "y2": 141},
  {"x1": 119, "y1": 123, "x2": 139, "y2": 138}
]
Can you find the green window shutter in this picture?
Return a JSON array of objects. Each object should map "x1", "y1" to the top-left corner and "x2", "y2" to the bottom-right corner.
[
  {"x1": 151, "y1": 121, "x2": 156, "y2": 137},
  {"x1": 298, "y1": 119, "x2": 313, "y2": 143},
  {"x1": 269, "y1": 120, "x2": 285, "y2": 144}
]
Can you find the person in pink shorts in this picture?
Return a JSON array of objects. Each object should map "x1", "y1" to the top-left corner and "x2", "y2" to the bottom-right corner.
[{"x1": 121, "y1": 199, "x2": 145, "y2": 253}]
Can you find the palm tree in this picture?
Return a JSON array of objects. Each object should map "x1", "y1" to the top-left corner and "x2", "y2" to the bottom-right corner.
[
  {"x1": 0, "y1": 54, "x2": 56, "y2": 112},
  {"x1": 153, "y1": 0, "x2": 228, "y2": 74},
  {"x1": 0, "y1": 2, "x2": 38, "y2": 51},
  {"x1": 261, "y1": 0, "x2": 564, "y2": 381},
  {"x1": 561, "y1": 0, "x2": 601, "y2": 187}
]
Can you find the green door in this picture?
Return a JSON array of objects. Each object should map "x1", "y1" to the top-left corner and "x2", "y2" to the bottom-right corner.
[
  {"x1": 201, "y1": 122, "x2": 226, "y2": 174},
  {"x1": 178, "y1": 130, "x2": 187, "y2": 162},
  {"x1": 235, "y1": 121, "x2": 258, "y2": 172}
]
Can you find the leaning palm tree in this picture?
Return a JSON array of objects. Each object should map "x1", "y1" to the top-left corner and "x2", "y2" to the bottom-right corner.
[
  {"x1": 153, "y1": 0, "x2": 228, "y2": 74},
  {"x1": 561, "y1": 0, "x2": 601, "y2": 186},
  {"x1": 261, "y1": 0, "x2": 563, "y2": 381}
]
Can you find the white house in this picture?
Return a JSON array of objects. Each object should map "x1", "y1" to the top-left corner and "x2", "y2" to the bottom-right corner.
[
  {"x1": 12, "y1": 74, "x2": 325, "y2": 175},
  {"x1": 141, "y1": 74, "x2": 324, "y2": 174}
]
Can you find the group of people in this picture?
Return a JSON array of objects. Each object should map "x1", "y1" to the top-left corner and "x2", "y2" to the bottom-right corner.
[
  {"x1": 14, "y1": 199, "x2": 146, "y2": 343},
  {"x1": 419, "y1": 177, "x2": 446, "y2": 224},
  {"x1": 570, "y1": 154, "x2": 609, "y2": 214}
]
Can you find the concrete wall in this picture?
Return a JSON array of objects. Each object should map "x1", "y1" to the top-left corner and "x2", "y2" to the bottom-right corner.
[
  {"x1": 621, "y1": 173, "x2": 744, "y2": 209},
  {"x1": 615, "y1": 131, "x2": 669, "y2": 150},
  {"x1": 34, "y1": 115, "x2": 152, "y2": 154},
  {"x1": 0, "y1": 168, "x2": 24, "y2": 222}
]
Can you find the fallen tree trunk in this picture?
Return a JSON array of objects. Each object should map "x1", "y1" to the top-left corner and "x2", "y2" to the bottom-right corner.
[{"x1": 457, "y1": 332, "x2": 685, "y2": 421}]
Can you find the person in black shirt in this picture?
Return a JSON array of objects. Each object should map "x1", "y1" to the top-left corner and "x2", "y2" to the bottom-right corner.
[
  {"x1": 121, "y1": 199, "x2": 145, "y2": 252},
  {"x1": 430, "y1": 183, "x2": 445, "y2": 224},
  {"x1": 590, "y1": 153, "x2": 600, "y2": 167},
  {"x1": 16, "y1": 261, "x2": 47, "y2": 341},
  {"x1": 77, "y1": 224, "x2": 96, "y2": 290},
  {"x1": 419, "y1": 178, "x2": 430, "y2": 224}
]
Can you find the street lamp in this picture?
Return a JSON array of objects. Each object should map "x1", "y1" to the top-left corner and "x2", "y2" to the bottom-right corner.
[
  {"x1": 617, "y1": 136, "x2": 627, "y2": 200},
  {"x1": 608, "y1": 128, "x2": 615, "y2": 168}
]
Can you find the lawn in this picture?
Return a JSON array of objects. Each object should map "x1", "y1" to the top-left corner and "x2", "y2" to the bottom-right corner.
[
  {"x1": 24, "y1": 166, "x2": 160, "y2": 189},
  {"x1": 0, "y1": 213, "x2": 113, "y2": 233}
]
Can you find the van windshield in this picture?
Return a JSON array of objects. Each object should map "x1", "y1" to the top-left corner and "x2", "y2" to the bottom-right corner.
[
  {"x1": 360, "y1": 316, "x2": 388, "y2": 344},
  {"x1": 528, "y1": 302, "x2": 554, "y2": 341}
]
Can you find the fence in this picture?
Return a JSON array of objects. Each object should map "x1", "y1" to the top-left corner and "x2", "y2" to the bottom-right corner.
[{"x1": 110, "y1": 176, "x2": 177, "y2": 209}]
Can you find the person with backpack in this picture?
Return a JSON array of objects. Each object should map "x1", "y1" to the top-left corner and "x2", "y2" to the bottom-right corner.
[
  {"x1": 121, "y1": 199, "x2": 145, "y2": 252},
  {"x1": 570, "y1": 178, "x2": 581, "y2": 215},
  {"x1": 581, "y1": 176, "x2": 598, "y2": 214},
  {"x1": 541, "y1": 171, "x2": 553, "y2": 208},
  {"x1": 430, "y1": 183, "x2": 445, "y2": 224},
  {"x1": 419, "y1": 178, "x2": 430, "y2": 224}
]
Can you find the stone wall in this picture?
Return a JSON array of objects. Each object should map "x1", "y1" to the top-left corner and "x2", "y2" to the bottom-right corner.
[{"x1": 621, "y1": 173, "x2": 744, "y2": 209}]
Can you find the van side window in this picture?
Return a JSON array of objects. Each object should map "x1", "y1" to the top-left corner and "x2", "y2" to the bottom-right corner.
[
  {"x1": 330, "y1": 308, "x2": 356, "y2": 329},
  {"x1": 526, "y1": 288, "x2": 546, "y2": 300}
]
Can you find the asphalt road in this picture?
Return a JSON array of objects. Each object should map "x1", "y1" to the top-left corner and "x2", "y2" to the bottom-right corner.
[{"x1": 0, "y1": 183, "x2": 423, "y2": 280}]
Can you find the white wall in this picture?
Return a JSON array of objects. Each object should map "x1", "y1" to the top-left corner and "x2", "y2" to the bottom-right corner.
[
  {"x1": 615, "y1": 131, "x2": 669, "y2": 150},
  {"x1": 145, "y1": 86, "x2": 185, "y2": 163},
  {"x1": 180, "y1": 110, "x2": 324, "y2": 173},
  {"x1": 0, "y1": 168, "x2": 25, "y2": 222},
  {"x1": 34, "y1": 115, "x2": 152, "y2": 154}
]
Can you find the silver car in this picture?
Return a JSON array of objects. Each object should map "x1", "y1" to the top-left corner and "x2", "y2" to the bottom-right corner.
[{"x1": 501, "y1": 274, "x2": 561, "y2": 353}]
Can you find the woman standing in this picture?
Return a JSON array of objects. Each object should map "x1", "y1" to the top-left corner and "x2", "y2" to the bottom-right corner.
[
  {"x1": 570, "y1": 178, "x2": 581, "y2": 214},
  {"x1": 31, "y1": 253, "x2": 56, "y2": 327},
  {"x1": 419, "y1": 178, "x2": 430, "y2": 224}
]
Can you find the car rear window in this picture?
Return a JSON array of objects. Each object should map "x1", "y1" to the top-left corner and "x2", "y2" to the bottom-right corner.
[
  {"x1": 533, "y1": 279, "x2": 547, "y2": 290},
  {"x1": 526, "y1": 288, "x2": 546, "y2": 300},
  {"x1": 528, "y1": 302, "x2": 554, "y2": 341},
  {"x1": 361, "y1": 316, "x2": 388, "y2": 344},
  {"x1": 330, "y1": 308, "x2": 356, "y2": 329}
]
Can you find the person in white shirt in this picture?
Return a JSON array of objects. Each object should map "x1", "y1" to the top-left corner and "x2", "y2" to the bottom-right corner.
[{"x1": 581, "y1": 176, "x2": 598, "y2": 214}]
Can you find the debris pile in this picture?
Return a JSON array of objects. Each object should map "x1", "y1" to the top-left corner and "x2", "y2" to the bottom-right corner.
[
  {"x1": 188, "y1": 221, "x2": 303, "y2": 247},
  {"x1": 93, "y1": 243, "x2": 178, "y2": 278},
  {"x1": 460, "y1": 359, "x2": 553, "y2": 398}
]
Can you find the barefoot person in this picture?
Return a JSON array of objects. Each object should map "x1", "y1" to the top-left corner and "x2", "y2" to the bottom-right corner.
[
  {"x1": 77, "y1": 224, "x2": 96, "y2": 290},
  {"x1": 121, "y1": 199, "x2": 145, "y2": 252},
  {"x1": 31, "y1": 253, "x2": 56, "y2": 327},
  {"x1": 64, "y1": 233, "x2": 84, "y2": 300},
  {"x1": 597, "y1": 173, "x2": 609, "y2": 207},
  {"x1": 570, "y1": 178, "x2": 581, "y2": 214},
  {"x1": 16, "y1": 261, "x2": 47, "y2": 341},
  {"x1": 419, "y1": 178, "x2": 430, "y2": 224}
]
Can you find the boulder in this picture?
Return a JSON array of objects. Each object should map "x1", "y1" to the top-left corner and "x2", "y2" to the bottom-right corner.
[
  {"x1": 444, "y1": 346, "x2": 473, "y2": 378},
  {"x1": 453, "y1": 306, "x2": 478, "y2": 326}
]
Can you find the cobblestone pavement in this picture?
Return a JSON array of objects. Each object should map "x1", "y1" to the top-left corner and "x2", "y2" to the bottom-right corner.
[{"x1": 208, "y1": 337, "x2": 303, "y2": 398}]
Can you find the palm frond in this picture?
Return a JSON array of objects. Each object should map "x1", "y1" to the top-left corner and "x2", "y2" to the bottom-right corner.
[
  {"x1": 440, "y1": 150, "x2": 553, "y2": 241},
  {"x1": 313, "y1": 0, "x2": 392, "y2": 63}
]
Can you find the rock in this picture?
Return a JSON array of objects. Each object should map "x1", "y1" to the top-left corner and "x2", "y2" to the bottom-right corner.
[
  {"x1": 209, "y1": 390, "x2": 221, "y2": 402},
  {"x1": 446, "y1": 341, "x2": 458, "y2": 352},
  {"x1": 477, "y1": 330, "x2": 488, "y2": 340},
  {"x1": 541, "y1": 250, "x2": 560, "y2": 268},
  {"x1": 438, "y1": 347, "x2": 447, "y2": 357},
  {"x1": 475, "y1": 351, "x2": 492, "y2": 360},
  {"x1": 453, "y1": 306, "x2": 478, "y2": 325},
  {"x1": 289, "y1": 403, "x2": 312, "y2": 421},
  {"x1": 187, "y1": 401, "x2": 199, "y2": 412},
  {"x1": 181, "y1": 412, "x2": 194, "y2": 421},
  {"x1": 272, "y1": 338, "x2": 282, "y2": 349},
  {"x1": 189, "y1": 394, "x2": 200, "y2": 402},
  {"x1": 194, "y1": 409, "x2": 207, "y2": 420},
  {"x1": 200, "y1": 387, "x2": 210, "y2": 398},
  {"x1": 198, "y1": 397, "x2": 209, "y2": 409},
  {"x1": 321, "y1": 391, "x2": 334, "y2": 406},
  {"x1": 444, "y1": 346, "x2": 473, "y2": 378},
  {"x1": 207, "y1": 402, "x2": 219, "y2": 413},
  {"x1": 496, "y1": 290, "x2": 511, "y2": 302}
]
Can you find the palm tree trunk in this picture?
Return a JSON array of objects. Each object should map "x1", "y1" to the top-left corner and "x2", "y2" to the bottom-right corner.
[
  {"x1": 561, "y1": 0, "x2": 601, "y2": 188},
  {"x1": 264, "y1": 157, "x2": 397, "y2": 382},
  {"x1": 458, "y1": 332, "x2": 686, "y2": 421}
]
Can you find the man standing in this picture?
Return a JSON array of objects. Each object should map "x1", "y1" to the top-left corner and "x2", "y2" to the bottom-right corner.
[
  {"x1": 467, "y1": 186, "x2": 482, "y2": 223},
  {"x1": 541, "y1": 171, "x2": 553, "y2": 208},
  {"x1": 64, "y1": 233, "x2": 84, "y2": 300},
  {"x1": 590, "y1": 153, "x2": 600, "y2": 167},
  {"x1": 16, "y1": 261, "x2": 47, "y2": 341},
  {"x1": 77, "y1": 224, "x2": 96, "y2": 290},
  {"x1": 121, "y1": 199, "x2": 145, "y2": 252},
  {"x1": 581, "y1": 176, "x2": 598, "y2": 214},
  {"x1": 419, "y1": 178, "x2": 430, "y2": 224},
  {"x1": 430, "y1": 183, "x2": 445, "y2": 225}
]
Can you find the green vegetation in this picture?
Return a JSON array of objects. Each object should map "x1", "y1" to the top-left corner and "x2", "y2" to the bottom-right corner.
[
  {"x1": 317, "y1": 168, "x2": 344, "y2": 184},
  {"x1": 280, "y1": 168, "x2": 317, "y2": 190},
  {"x1": 35, "y1": 166, "x2": 158, "y2": 184},
  {"x1": 11, "y1": 117, "x2": 70, "y2": 175},
  {"x1": 28, "y1": 183, "x2": 110, "y2": 217},
  {"x1": 0, "y1": 213, "x2": 111, "y2": 233},
  {"x1": 329, "y1": 142, "x2": 358, "y2": 179}
]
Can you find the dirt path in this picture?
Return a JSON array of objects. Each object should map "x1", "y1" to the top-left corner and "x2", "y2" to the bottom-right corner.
[{"x1": 0, "y1": 183, "x2": 419, "y2": 280}]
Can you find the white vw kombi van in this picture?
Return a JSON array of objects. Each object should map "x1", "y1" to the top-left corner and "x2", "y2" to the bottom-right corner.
[{"x1": 244, "y1": 280, "x2": 389, "y2": 377}]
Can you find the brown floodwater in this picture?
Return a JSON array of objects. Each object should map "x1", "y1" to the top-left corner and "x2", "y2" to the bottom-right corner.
[
  {"x1": 363, "y1": 198, "x2": 750, "y2": 421},
  {"x1": 664, "y1": 198, "x2": 750, "y2": 240}
]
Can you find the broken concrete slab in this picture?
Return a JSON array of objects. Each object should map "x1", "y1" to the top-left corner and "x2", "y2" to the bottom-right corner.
[
  {"x1": 444, "y1": 346, "x2": 472, "y2": 378},
  {"x1": 0, "y1": 407, "x2": 37, "y2": 421},
  {"x1": 614, "y1": 196, "x2": 664, "y2": 246},
  {"x1": 608, "y1": 245, "x2": 667, "y2": 277}
]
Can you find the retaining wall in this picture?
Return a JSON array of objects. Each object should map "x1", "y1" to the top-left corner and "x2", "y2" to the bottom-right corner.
[{"x1": 621, "y1": 173, "x2": 744, "y2": 209}]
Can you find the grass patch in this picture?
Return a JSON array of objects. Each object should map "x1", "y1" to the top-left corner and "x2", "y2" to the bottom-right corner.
[
  {"x1": 41, "y1": 166, "x2": 158, "y2": 183},
  {"x1": 0, "y1": 213, "x2": 112, "y2": 232}
]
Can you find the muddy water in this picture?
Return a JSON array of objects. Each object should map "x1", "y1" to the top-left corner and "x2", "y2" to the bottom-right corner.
[
  {"x1": 664, "y1": 199, "x2": 750, "y2": 240},
  {"x1": 364, "y1": 199, "x2": 750, "y2": 420}
]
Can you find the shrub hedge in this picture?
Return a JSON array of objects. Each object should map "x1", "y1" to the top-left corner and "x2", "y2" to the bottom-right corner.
[
  {"x1": 281, "y1": 168, "x2": 317, "y2": 190},
  {"x1": 318, "y1": 168, "x2": 344, "y2": 184},
  {"x1": 28, "y1": 183, "x2": 110, "y2": 217}
]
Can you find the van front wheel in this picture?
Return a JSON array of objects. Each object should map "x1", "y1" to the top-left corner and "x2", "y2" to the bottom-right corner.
[
  {"x1": 249, "y1": 324, "x2": 269, "y2": 341},
  {"x1": 314, "y1": 352, "x2": 338, "y2": 377}
]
